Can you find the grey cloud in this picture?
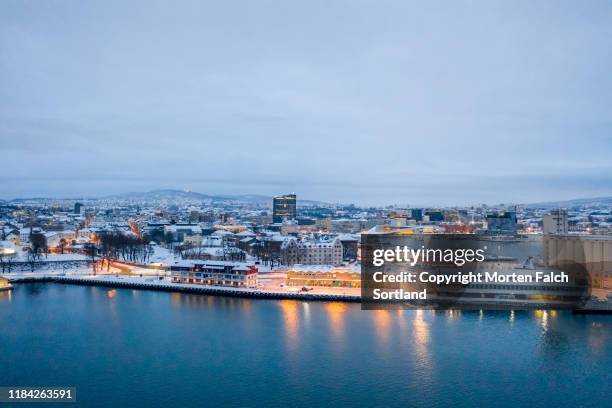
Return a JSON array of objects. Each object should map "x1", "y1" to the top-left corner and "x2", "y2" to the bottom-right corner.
[{"x1": 1, "y1": 0, "x2": 611, "y2": 204}]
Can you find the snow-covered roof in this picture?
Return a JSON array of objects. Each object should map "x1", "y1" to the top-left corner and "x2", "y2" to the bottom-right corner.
[
  {"x1": 171, "y1": 259, "x2": 255, "y2": 271},
  {"x1": 235, "y1": 230, "x2": 256, "y2": 237},
  {"x1": 287, "y1": 264, "x2": 360, "y2": 274},
  {"x1": 211, "y1": 229, "x2": 232, "y2": 236}
]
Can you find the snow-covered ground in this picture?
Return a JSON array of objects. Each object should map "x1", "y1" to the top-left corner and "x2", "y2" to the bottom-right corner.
[{"x1": 146, "y1": 245, "x2": 177, "y2": 265}]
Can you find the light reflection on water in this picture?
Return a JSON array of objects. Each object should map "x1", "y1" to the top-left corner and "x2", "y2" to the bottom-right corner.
[
  {"x1": 373, "y1": 309, "x2": 392, "y2": 347},
  {"x1": 411, "y1": 309, "x2": 431, "y2": 374},
  {"x1": 0, "y1": 289, "x2": 12, "y2": 302},
  {"x1": 324, "y1": 302, "x2": 347, "y2": 342},
  {"x1": 279, "y1": 299, "x2": 300, "y2": 352}
]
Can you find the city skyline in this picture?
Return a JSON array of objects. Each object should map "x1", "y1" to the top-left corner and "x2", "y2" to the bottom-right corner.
[
  {"x1": 2, "y1": 2, "x2": 611, "y2": 407},
  {"x1": 2, "y1": 188, "x2": 612, "y2": 209},
  {"x1": 2, "y1": 1, "x2": 612, "y2": 205}
]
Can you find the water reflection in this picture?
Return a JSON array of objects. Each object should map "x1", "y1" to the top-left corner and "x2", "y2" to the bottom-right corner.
[
  {"x1": 0, "y1": 289, "x2": 12, "y2": 302},
  {"x1": 534, "y1": 310, "x2": 551, "y2": 332},
  {"x1": 588, "y1": 320, "x2": 611, "y2": 354},
  {"x1": 446, "y1": 309, "x2": 461, "y2": 321},
  {"x1": 302, "y1": 302, "x2": 311, "y2": 330},
  {"x1": 24, "y1": 284, "x2": 44, "y2": 296},
  {"x1": 395, "y1": 309, "x2": 406, "y2": 332},
  {"x1": 168, "y1": 292, "x2": 255, "y2": 311},
  {"x1": 412, "y1": 310, "x2": 432, "y2": 377},
  {"x1": 372, "y1": 310, "x2": 392, "y2": 346},
  {"x1": 279, "y1": 300, "x2": 300, "y2": 351},
  {"x1": 413, "y1": 310, "x2": 430, "y2": 349},
  {"x1": 324, "y1": 302, "x2": 347, "y2": 342}
]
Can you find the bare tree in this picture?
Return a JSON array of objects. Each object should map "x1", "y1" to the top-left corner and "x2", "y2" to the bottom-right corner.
[
  {"x1": 30, "y1": 232, "x2": 47, "y2": 260},
  {"x1": 58, "y1": 238, "x2": 67, "y2": 254}
]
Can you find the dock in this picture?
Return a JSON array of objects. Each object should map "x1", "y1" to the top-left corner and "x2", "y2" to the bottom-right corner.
[{"x1": 6, "y1": 274, "x2": 362, "y2": 302}]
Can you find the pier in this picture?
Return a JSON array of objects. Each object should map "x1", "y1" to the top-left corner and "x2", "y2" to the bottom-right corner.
[{"x1": 5, "y1": 274, "x2": 362, "y2": 303}]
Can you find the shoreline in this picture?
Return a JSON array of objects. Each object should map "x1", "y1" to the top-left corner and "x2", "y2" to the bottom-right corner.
[
  {"x1": 7, "y1": 274, "x2": 362, "y2": 302},
  {"x1": 5, "y1": 274, "x2": 611, "y2": 313}
]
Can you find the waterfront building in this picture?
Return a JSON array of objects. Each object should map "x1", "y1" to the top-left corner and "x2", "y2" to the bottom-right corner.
[
  {"x1": 285, "y1": 264, "x2": 361, "y2": 288},
  {"x1": 272, "y1": 194, "x2": 297, "y2": 223},
  {"x1": 544, "y1": 235, "x2": 612, "y2": 289},
  {"x1": 543, "y1": 210, "x2": 568, "y2": 235},
  {"x1": 170, "y1": 260, "x2": 258, "y2": 287},
  {"x1": 486, "y1": 210, "x2": 518, "y2": 235}
]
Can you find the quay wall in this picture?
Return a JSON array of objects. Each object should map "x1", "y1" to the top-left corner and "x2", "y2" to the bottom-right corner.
[{"x1": 7, "y1": 275, "x2": 361, "y2": 303}]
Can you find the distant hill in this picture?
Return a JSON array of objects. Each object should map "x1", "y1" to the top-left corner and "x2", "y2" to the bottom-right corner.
[
  {"x1": 105, "y1": 189, "x2": 328, "y2": 206},
  {"x1": 109, "y1": 189, "x2": 237, "y2": 202},
  {"x1": 527, "y1": 196, "x2": 612, "y2": 209}
]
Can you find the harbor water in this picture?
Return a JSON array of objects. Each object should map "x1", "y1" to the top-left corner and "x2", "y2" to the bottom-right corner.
[{"x1": 0, "y1": 283, "x2": 610, "y2": 407}]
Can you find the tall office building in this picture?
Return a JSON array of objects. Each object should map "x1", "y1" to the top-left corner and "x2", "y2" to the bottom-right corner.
[
  {"x1": 74, "y1": 202, "x2": 83, "y2": 214},
  {"x1": 543, "y1": 209, "x2": 568, "y2": 235},
  {"x1": 273, "y1": 194, "x2": 297, "y2": 223}
]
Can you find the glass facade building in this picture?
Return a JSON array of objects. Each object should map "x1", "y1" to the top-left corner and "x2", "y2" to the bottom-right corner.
[{"x1": 273, "y1": 194, "x2": 297, "y2": 223}]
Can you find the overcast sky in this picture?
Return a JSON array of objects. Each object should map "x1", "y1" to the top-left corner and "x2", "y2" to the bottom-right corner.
[{"x1": 1, "y1": 0, "x2": 611, "y2": 206}]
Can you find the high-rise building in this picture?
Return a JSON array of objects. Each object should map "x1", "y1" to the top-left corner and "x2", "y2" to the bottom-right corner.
[
  {"x1": 273, "y1": 194, "x2": 296, "y2": 223},
  {"x1": 543, "y1": 209, "x2": 568, "y2": 235},
  {"x1": 74, "y1": 202, "x2": 83, "y2": 214}
]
